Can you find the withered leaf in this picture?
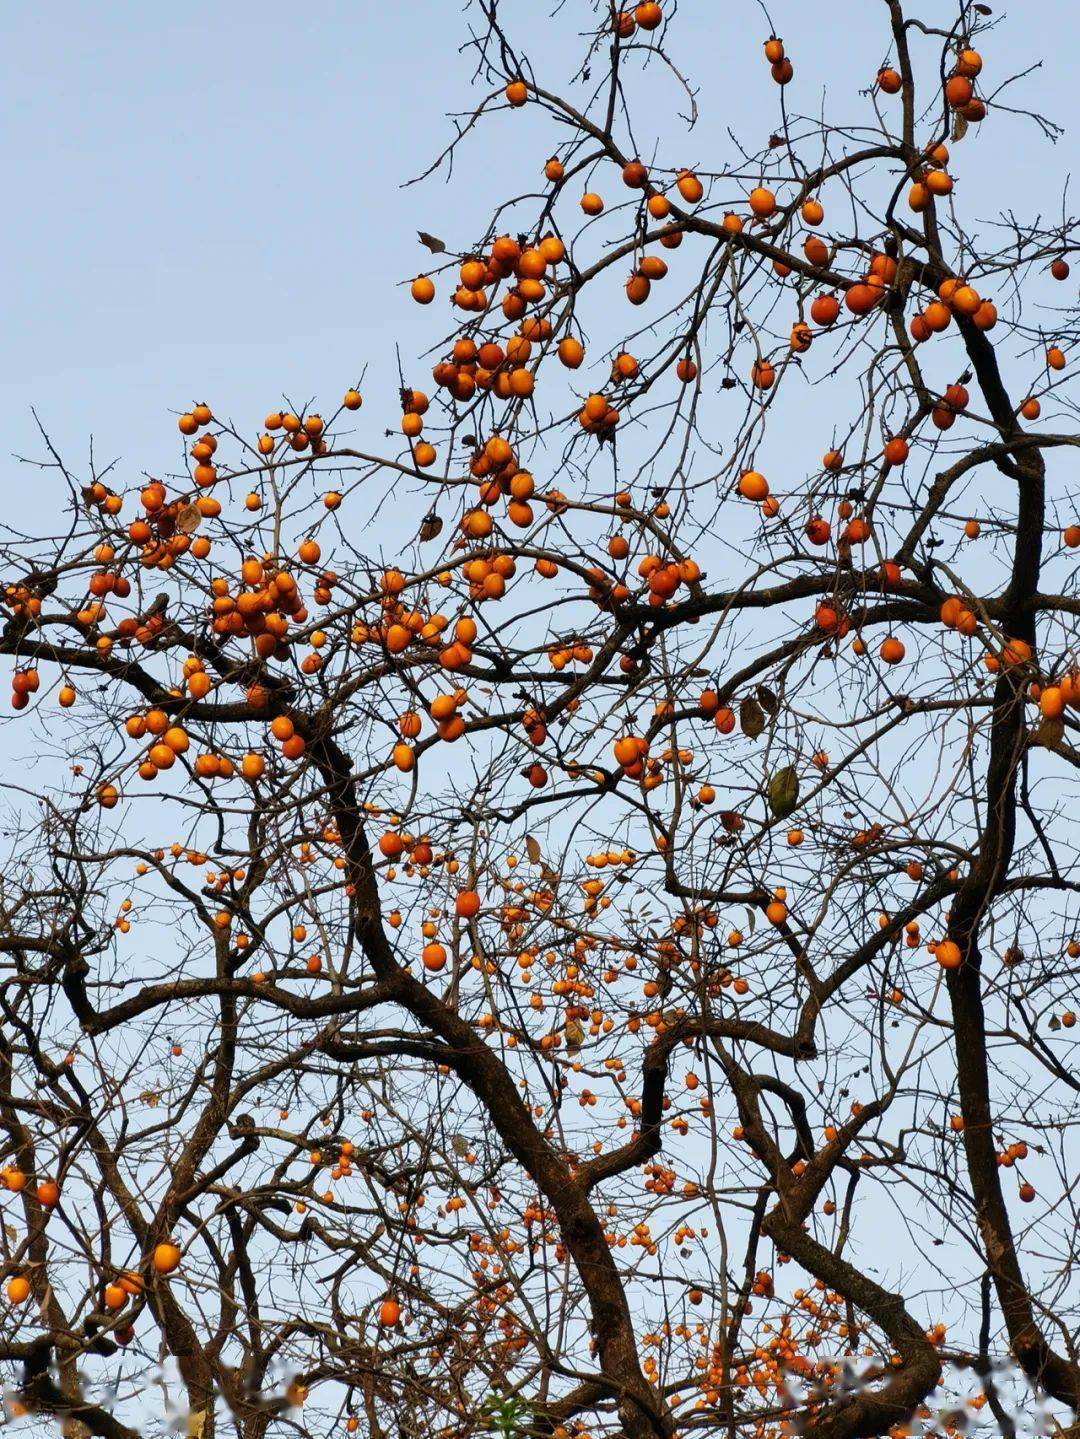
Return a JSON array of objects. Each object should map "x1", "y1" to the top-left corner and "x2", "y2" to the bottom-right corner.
[
  {"x1": 720, "y1": 810, "x2": 742, "y2": 834},
  {"x1": 756, "y1": 683, "x2": 778, "y2": 716},
  {"x1": 1036, "y1": 717, "x2": 1064, "y2": 749},
  {"x1": 740, "y1": 696, "x2": 766, "y2": 738},
  {"x1": 525, "y1": 835, "x2": 542, "y2": 864},
  {"x1": 418, "y1": 512, "x2": 443, "y2": 542},
  {"x1": 176, "y1": 503, "x2": 202, "y2": 535}
]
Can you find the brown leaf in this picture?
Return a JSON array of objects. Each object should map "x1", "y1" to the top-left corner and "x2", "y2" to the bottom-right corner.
[
  {"x1": 1037, "y1": 717, "x2": 1064, "y2": 749},
  {"x1": 418, "y1": 512, "x2": 443, "y2": 542},
  {"x1": 720, "y1": 810, "x2": 742, "y2": 834},
  {"x1": 740, "y1": 696, "x2": 766, "y2": 738},
  {"x1": 525, "y1": 835, "x2": 542, "y2": 864},
  {"x1": 176, "y1": 503, "x2": 202, "y2": 535},
  {"x1": 756, "y1": 683, "x2": 778, "y2": 716}
]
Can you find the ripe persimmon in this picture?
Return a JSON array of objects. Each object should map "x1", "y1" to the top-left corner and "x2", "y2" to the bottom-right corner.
[
  {"x1": 152, "y1": 1242, "x2": 182, "y2": 1275},
  {"x1": 6, "y1": 1276, "x2": 31, "y2": 1305}
]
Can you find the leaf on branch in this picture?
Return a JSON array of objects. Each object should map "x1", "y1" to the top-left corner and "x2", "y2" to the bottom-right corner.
[
  {"x1": 740, "y1": 697, "x2": 766, "y2": 738},
  {"x1": 451, "y1": 1133, "x2": 470, "y2": 1157},
  {"x1": 720, "y1": 810, "x2": 742, "y2": 834},
  {"x1": 418, "y1": 512, "x2": 443, "y2": 542},
  {"x1": 564, "y1": 1018, "x2": 584, "y2": 1052},
  {"x1": 139, "y1": 1089, "x2": 163, "y2": 1107},
  {"x1": 1036, "y1": 717, "x2": 1064, "y2": 749},
  {"x1": 768, "y1": 766, "x2": 801, "y2": 819},
  {"x1": 756, "y1": 683, "x2": 778, "y2": 716},
  {"x1": 525, "y1": 835, "x2": 542, "y2": 864},
  {"x1": 418, "y1": 231, "x2": 446, "y2": 253},
  {"x1": 176, "y1": 503, "x2": 202, "y2": 535}
]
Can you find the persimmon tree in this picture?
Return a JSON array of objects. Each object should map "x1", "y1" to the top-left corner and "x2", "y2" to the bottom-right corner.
[{"x1": 2, "y1": 2, "x2": 1080, "y2": 1437}]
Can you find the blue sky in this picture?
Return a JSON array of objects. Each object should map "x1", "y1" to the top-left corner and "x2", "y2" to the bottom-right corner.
[{"x1": 5, "y1": 0, "x2": 1076, "y2": 527}]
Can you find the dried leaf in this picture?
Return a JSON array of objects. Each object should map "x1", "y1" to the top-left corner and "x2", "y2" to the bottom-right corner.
[
  {"x1": 418, "y1": 512, "x2": 443, "y2": 542},
  {"x1": 756, "y1": 683, "x2": 778, "y2": 716},
  {"x1": 525, "y1": 835, "x2": 542, "y2": 864},
  {"x1": 951, "y1": 112, "x2": 969, "y2": 143},
  {"x1": 418, "y1": 231, "x2": 446, "y2": 253},
  {"x1": 139, "y1": 1089, "x2": 162, "y2": 1107},
  {"x1": 744, "y1": 906, "x2": 757, "y2": 937},
  {"x1": 1037, "y1": 717, "x2": 1064, "y2": 749},
  {"x1": 720, "y1": 810, "x2": 742, "y2": 834},
  {"x1": 740, "y1": 696, "x2": 766, "y2": 738},
  {"x1": 175, "y1": 503, "x2": 202, "y2": 535},
  {"x1": 564, "y1": 1018, "x2": 584, "y2": 1052},
  {"x1": 451, "y1": 1133, "x2": 469, "y2": 1157}
]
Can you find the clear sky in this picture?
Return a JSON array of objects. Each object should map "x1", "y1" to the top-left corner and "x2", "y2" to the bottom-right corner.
[{"x1": 5, "y1": 0, "x2": 1077, "y2": 535}]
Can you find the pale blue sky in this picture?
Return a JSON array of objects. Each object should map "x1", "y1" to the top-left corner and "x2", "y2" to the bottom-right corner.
[{"x1": 5, "y1": 0, "x2": 1076, "y2": 523}]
